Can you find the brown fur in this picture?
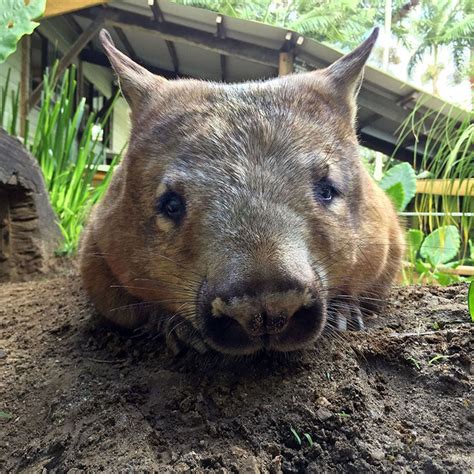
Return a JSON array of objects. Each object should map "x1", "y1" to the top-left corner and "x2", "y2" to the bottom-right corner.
[{"x1": 79, "y1": 28, "x2": 404, "y2": 356}]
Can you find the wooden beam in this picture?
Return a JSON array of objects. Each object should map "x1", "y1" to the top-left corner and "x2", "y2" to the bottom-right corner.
[
  {"x1": 149, "y1": 0, "x2": 180, "y2": 73},
  {"x1": 216, "y1": 14, "x2": 226, "y2": 82},
  {"x1": 64, "y1": 14, "x2": 84, "y2": 36},
  {"x1": 358, "y1": 112, "x2": 382, "y2": 130},
  {"x1": 44, "y1": 0, "x2": 108, "y2": 18},
  {"x1": 358, "y1": 131, "x2": 423, "y2": 165},
  {"x1": 113, "y1": 26, "x2": 136, "y2": 58},
  {"x1": 20, "y1": 35, "x2": 31, "y2": 138},
  {"x1": 79, "y1": 48, "x2": 184, "y2": 80},
  {"x1": 76, "y1": 6, "x2": 280, "y2": 68},
  {"x1": 29, "y1": 15, "x2": 104, "y2": 109}
]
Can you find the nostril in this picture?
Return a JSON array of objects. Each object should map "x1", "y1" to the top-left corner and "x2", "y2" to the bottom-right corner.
[
  {"x1": 264, "y1": 311, "x2": 289, "y2": 335},
  {"x1": 246, "y1": 312, "x2": 289, "y2": 336},
  {"x1": 249, "y1": 313, "x2": 264, "y2": 334},
  {"x1": 272, "y1": 313, "x2": 288, "y2": 330}
]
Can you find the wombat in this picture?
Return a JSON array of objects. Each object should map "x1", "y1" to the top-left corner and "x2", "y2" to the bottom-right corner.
[{"x1": 79, "y1": 28, "x2": 404, "y2": 356}]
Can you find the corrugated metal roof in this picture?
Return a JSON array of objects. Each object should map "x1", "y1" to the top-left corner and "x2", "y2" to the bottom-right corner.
[{"x1": 64, "y1": 0, "x2": 470, "y2": 161}]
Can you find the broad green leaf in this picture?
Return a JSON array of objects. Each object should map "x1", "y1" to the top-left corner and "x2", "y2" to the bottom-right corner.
[
  {"x1": 383, "y1": 182, "x2": 405, "y2": 211},
  {"x1": 406, "y1": 229, "x2": 424, "y2": 262},
  {"x1": 379, "y1": 163, "x2": 417, "y2": 211},
  {"x1": 469, "y1": 281, "x2": 474, "y2": 322},
  {"x1": 0, "y1": 0, "x2": 46, "y2": 63},
  {"x1": 420, "y1": 225, "x2": 461, "y2": 267},
  {"x1": 415, "y1": 260, "x2": 430, "y2": 274},
  {"x1": 433, "y1": 272, "x2": 460, "y2": 286}
]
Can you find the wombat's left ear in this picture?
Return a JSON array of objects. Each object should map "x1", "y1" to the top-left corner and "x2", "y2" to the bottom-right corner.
[
  {"x1": 324, "y1": 28, "x2": 379, "y2": 104},
  {"x1": 99, "y1": 29, "x2": 167, "y2": 111}
]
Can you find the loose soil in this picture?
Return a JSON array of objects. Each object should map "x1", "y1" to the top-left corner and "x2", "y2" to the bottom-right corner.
[{"x1": 0, "y1": 271, "x2": 472, "y2": 473}]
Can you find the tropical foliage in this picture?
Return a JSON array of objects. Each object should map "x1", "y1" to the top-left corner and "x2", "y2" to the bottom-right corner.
[
  {"x1": 174, "y1": 0, "x2": 417, "y2": 48},
  {"x1": 173, "y1": 0, "x2": 473, "y2": 95},
  {"x1": 0, "y1": 0, "x2": 46, "y2": 63},
  {"x1": 406, "y1": 0, "x2": 473, "y2": 94}
]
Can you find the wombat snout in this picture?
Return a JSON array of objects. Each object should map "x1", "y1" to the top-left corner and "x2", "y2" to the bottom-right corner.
[{"x1": 198, "y1": 272, "x2": 326, "y2": 355}]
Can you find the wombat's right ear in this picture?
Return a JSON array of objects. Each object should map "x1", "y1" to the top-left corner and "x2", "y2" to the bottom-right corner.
[
  {"x1": 99, "y1": 29, "x2": 167, "y2": 109},
  {"x1": 324, "y1": 28, "x2": 379, "y2": 106}
]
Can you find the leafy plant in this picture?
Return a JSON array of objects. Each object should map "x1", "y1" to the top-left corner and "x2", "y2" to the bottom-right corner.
[
  {"x1": 379, "y1": 162, "x2": 417, "y2": 211},
  {"x1": 420, "y1": 225, "x2": 461, "y2": 266},
  {"x1": 395, "y1": 100, "x2": 473, "y2": 259},
  {"x1": 0, "y1": 68, "x2": 20, "y2": 135},
  {"x1": 403, "y1": 225, "x2": 472, "y2": 286},
  {"x1": 0, "y1": 63, "x2": 121, "y2": 254},
  {"x1": 0, "y1": 0, "x2": 46, "y2": 63}
]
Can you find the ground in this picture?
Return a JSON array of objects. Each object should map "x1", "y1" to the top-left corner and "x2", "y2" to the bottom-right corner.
[{"x1": 0, "y1": 270, "x2": 472, "y2": 473}]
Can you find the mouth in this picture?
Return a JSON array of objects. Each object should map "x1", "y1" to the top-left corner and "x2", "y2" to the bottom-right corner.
[{"x1": 197, "y1": 284, "x2": 326, "y2": 356}]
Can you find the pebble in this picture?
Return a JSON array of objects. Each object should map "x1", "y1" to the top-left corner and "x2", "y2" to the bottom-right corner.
[{"x1": 316, "y1": 407, "x2": 333, "y2": 421}]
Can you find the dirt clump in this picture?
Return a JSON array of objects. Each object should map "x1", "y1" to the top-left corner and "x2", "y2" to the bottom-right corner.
[{"x1": 0, "y1": 273, "x2": 472, "y2": 472}]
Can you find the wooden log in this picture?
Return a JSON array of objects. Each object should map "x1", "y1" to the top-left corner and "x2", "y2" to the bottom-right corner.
[{"x1": 0, "y1": 128, "x2": 62, "y2": 282}]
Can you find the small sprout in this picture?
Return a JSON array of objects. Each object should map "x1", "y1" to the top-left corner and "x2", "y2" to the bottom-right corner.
[
  {"x1": 0, "y1": 411, "x2": 12, "y2": 419},
  {"x1": 336, "y1": 411, "x2": 351, "y2": 418},
  {"x1": 325, "y1": 371, "x2": 332, "y2": 381},
  {"x1": 406, "y1": 356, "x2": 421, "y2": 370},
  {"x1": 304, "y1": 433, "x2": 314, "y2": 446},
  {"x1": 432, "y1": 321, "x2": 440, "y2": 330},
  {"x1": 428, "y1": 354, "x2": 451, "y2": 366},
  {"x1": 290, "y1": 427, "x2": 301, "y2": 446}
]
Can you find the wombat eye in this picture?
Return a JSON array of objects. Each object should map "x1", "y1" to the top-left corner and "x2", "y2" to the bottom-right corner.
[
  {"x1": 313, "y1": 180, "x2": 337, "y2": 203},
  {"x1": 156, "y1": 191, "x2": 186, "y2": 222}
]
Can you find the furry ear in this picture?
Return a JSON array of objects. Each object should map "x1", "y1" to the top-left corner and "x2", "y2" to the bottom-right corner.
[
  {"x1": 324, "y1": 28, "x2": 379, "y2": 104},
  {"x1": 99, "y1": 29, "x2": 167, "y2": 109}
]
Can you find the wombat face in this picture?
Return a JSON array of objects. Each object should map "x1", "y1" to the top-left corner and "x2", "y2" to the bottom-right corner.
[{"x1": 96, "y1": 29, "x2": 389, "y2": 355}]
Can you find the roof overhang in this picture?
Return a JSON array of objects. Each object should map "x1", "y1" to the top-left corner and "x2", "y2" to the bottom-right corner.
[{"x1": 42, "y1": 0, "x2": 470, "y2": 163}]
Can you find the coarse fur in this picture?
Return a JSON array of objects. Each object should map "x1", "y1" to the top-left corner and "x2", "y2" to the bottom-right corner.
[{"x1": 79, "y1": 28, "x2": 404, "y2": 356}]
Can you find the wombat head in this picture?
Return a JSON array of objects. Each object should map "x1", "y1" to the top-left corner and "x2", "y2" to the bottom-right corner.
[{"x1": 97, "y1": 28, "x2": 383, "y2": 355}]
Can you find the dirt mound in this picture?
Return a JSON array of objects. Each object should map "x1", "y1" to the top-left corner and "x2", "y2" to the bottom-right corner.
[{"x1": 0, "y1": 272, "x2": 472, "y2": 472}]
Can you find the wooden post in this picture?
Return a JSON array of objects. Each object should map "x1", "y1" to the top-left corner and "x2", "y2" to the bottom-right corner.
[
  {"x1": 279, "y1": 31, "x2": 294, "y2": 76},
  {"x1": 76, "y1": 59, "x2": 84, "y2": 105},
  {"x1": 278, "y1": 52, "x2": 294, "y2": 76},
  {"x1": 20, "y1": 35, "x2": 31, "y2": 138},
  {"x1": 29, "y1": 15, "x2": 104, "y2": 109}
]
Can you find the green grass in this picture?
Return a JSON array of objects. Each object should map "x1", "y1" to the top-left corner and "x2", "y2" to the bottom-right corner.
[
  {"x1": 1, "y1": 64, "x2": 122, "y2": 254},
  {"x1": 394, "y1": 99, "x2": 472, "y2": 259}
]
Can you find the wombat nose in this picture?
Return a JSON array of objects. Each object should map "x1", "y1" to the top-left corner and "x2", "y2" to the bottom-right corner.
[
  {"x1": 248, "y1": 311, "x2": 289, "y2": 336},
  {"x1": 210, "y1": 276, "x2": 314, "y2": 336}
]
